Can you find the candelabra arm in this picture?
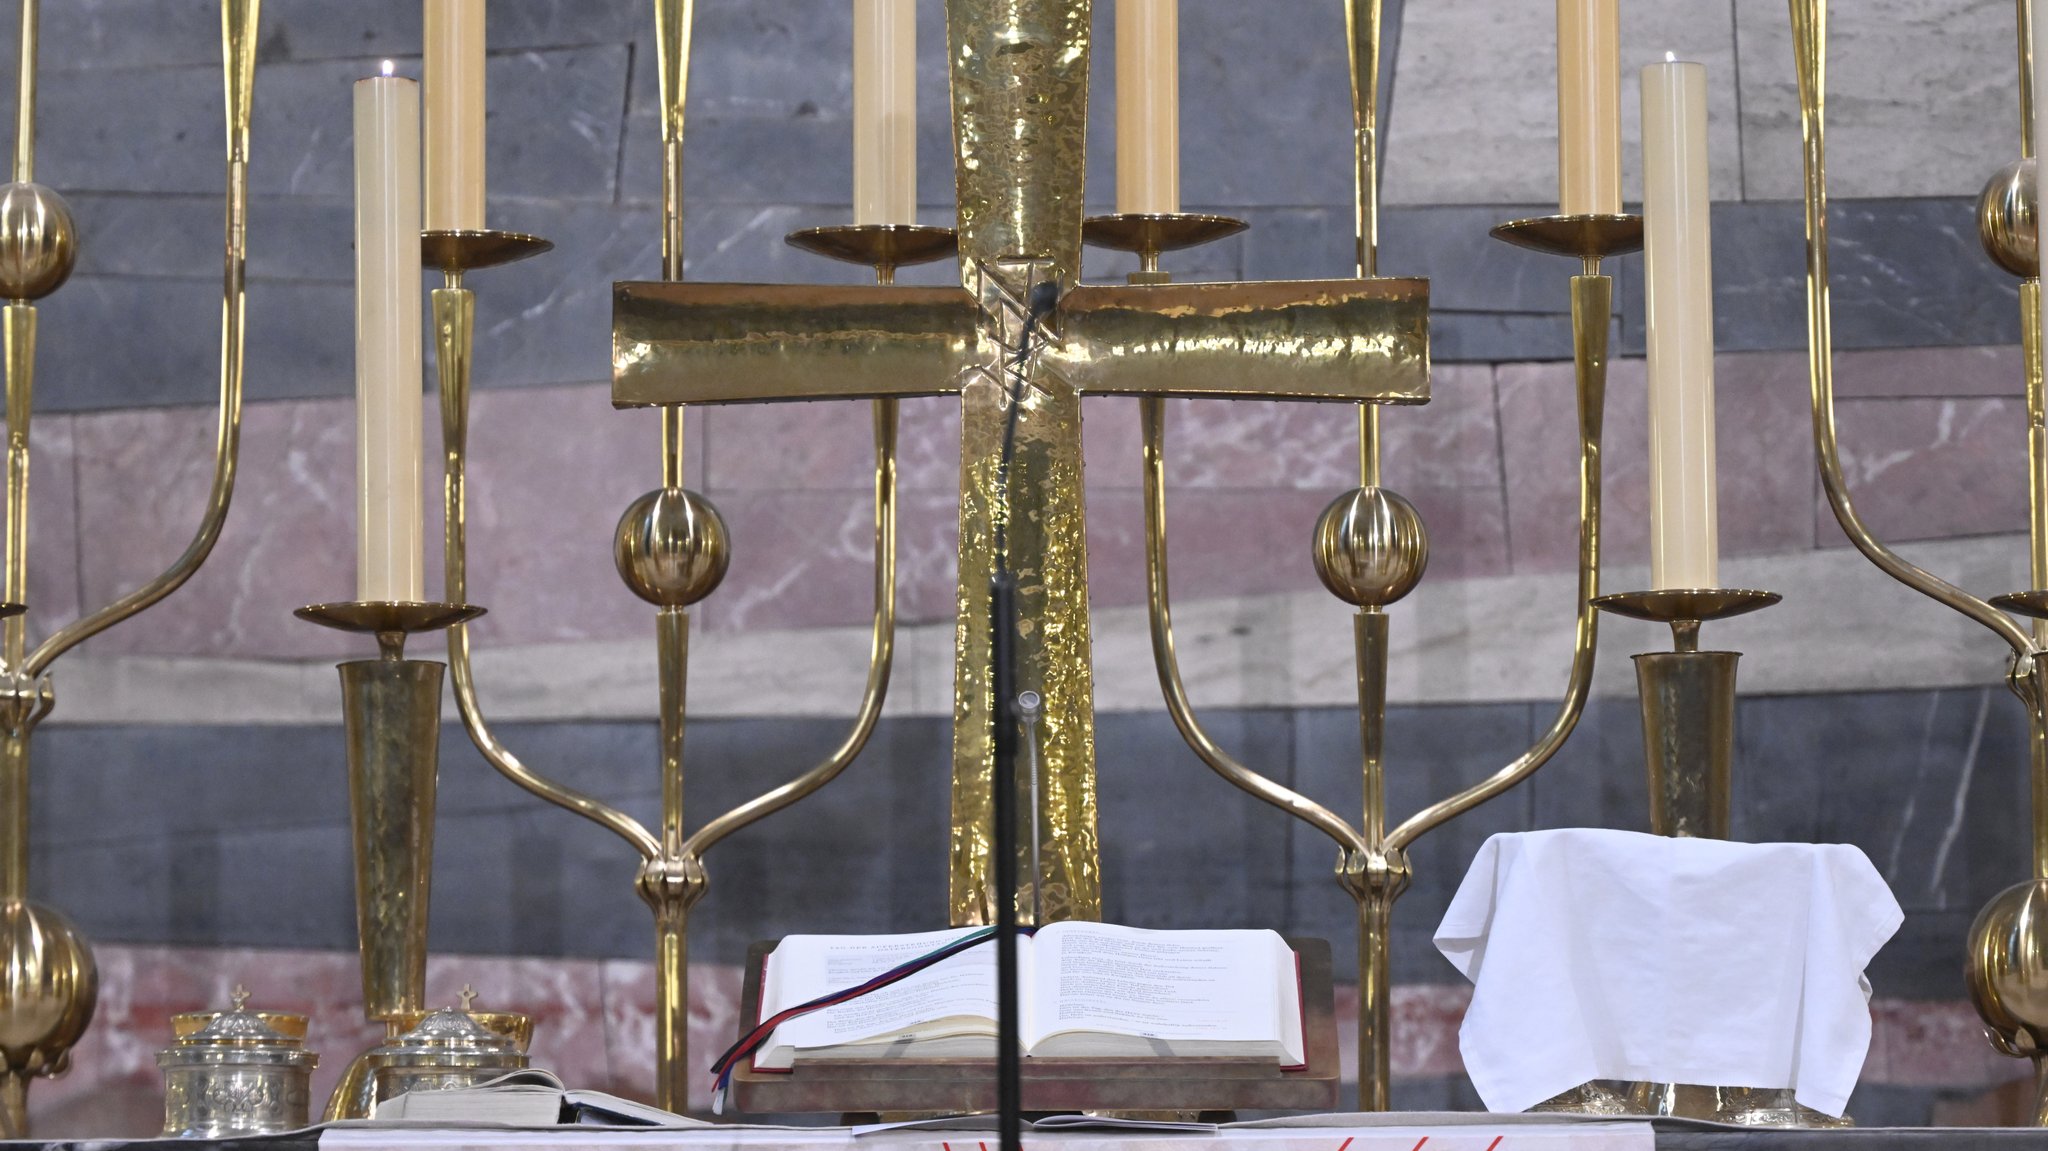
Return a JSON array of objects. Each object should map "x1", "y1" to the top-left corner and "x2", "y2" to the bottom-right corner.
[
  {"x1": 1387, "y1": 273, "x2": 1608, "y2": 852},
  {"x1": 1140, "y1": 394, "x2": 1367, "y2": 857},
  {"x1": 680, "y1": 397, "x2": 898, "y2": 858},
  {"x1": 4, "y1": 305, "x2": 33, "y2": 670},
  {"x1": 24, "y1": 1, "x2": 258, "y2": 678},
  {"x1": 435, "y1": 283, "x2": 661, "y2": 861},
  {"x1": 1789, "y1": 0, "x2": 2032, "y2": 659}
]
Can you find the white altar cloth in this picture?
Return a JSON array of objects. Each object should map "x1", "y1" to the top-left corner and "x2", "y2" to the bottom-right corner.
[
  {"x1": 320, "y1": 1118, "x2": 1655, "y2": 1151},
  {"x1": 1435, "y1": 829, "x2": 1903, "y2": 1118}
]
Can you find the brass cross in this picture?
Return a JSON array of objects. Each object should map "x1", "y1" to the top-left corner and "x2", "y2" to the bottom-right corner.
[{"x1": 611, "y1": 0, "x2": 1428, "y2": 926}]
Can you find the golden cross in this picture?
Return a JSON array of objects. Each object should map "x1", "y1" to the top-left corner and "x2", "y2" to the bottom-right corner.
[{"x1": 611, "y1": 0, "x2": 1428, "y2": 926}]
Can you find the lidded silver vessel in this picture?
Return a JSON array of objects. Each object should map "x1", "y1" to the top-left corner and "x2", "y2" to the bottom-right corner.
[
  {"x1": 157, "y1": 986, "x2": 318, "y2": 1136},
  {"x1": 371, "y1": 988, "x2": 529, "y2": 1108}
]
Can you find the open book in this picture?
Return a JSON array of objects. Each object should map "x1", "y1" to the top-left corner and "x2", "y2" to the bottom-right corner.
[
  {"x1": 372, "y1": 1068, "x2": 705, "y2": 1128},
  {"x1": 754, "y1": 922, "x2": 1305, "y2": 1070}
]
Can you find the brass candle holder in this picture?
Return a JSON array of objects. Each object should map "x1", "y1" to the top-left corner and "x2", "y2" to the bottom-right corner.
[
  {"x1": 1106, "y1": 0, "x2": 1631, "y2": 1102},
  {"x1": 293, "y1": 599, "x2": 480, "y2": 1119},
  {"x1": 0, "y1": 0, "x2": 263, "y2": 1133},
  {"x1": 1591, "y1": 588, "x2": 1781, "y2": 841},
  {"x1": 1765, "y1": 0, "x2": 2048, "y2": 1125},
  {"x1": 437, "y1": 202, "x2": 909, "y2": 1107}
]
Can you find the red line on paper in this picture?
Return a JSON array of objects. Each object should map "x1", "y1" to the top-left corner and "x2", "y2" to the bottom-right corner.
[
  {"x1": 1485, "y1": 1138, "x2": 1504, "y2": 1151},
  {"x1": 1336, "y1": 1139, "x2": 1353, "y2": 1151},
  {"x1": 1410, "y1": 1138, "x2": 1430, "y2": 1151}
]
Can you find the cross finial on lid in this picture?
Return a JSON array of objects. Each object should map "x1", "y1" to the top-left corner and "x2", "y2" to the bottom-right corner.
[
  {"x1": 230, "y1": 985, "x2": 250, "y2": 1012},
  {"x1": 459, "y1": 985, "x2": 478, "y2": 1012}
]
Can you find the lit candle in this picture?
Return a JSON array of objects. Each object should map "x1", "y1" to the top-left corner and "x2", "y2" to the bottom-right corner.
[
  {"x1": 853, "y1": 0, "x2": 916, "y2": 226},
  {"x1": 1556, "y1": 0, "x2": 1620, "y2": 216},
  {"x1": 424, "y1": 0, "x2": 486, "y2": 231},
  {"x1": 1116, "y1": 0, "x2": 1178, "y2": 215},
  {"x1": 1642, "y1": 55, "x2": 1718, "y2": 591},
  {"x1": 352, "y1": 64, "x2": 425, "y2": 604}
]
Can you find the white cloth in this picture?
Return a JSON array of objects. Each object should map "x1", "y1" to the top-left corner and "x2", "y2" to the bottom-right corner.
[{"x1": 1434, "y1": 828, "x2": 1903, "y2": 1118}]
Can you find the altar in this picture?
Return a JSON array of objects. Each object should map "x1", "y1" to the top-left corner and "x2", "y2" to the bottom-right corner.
[{"x1": 0, "y1": 0, "x2": 2045, "y2": 1141}]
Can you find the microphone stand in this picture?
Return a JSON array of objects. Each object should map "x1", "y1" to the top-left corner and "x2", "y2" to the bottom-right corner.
[{"x1": 991, "y1": 572, "x2": 1022, "y2": 1151}]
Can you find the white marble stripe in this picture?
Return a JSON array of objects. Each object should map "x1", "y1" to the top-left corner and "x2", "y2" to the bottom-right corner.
[{"x1": 39, "y1": 534, "x2": 2033, "y2": 725}]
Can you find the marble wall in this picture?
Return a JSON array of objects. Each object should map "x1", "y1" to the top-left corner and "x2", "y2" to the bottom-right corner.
[{"x1": 2, "y1": 0, "x2": 2043, "y2": 1133}]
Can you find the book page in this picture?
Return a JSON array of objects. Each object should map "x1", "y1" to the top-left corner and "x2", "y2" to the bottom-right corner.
[
  {"x1": 1027, "y1": 923, "x2": 1283, "y2": 1049},
  {"x1": 763, "y1": 927, "x2": 1012, "y2": 1052}
]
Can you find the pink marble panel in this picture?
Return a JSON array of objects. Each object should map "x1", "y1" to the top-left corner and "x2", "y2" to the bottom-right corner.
[
  {"x1": 1500, "y1": 354, "x2": 1815, "y2": 576},
  {"x1": 21, "y1": 417, "x2": 81, "y2": 647},
  {"x1": 458, "y1": 383, "x2": 701, "y2": 647},
  {"x1": 695, "y1": 489, "x2": 960, "y2": 633},
  {"x1": 1081, "y1": 367, "x2": 1501, "y2": 497},
  {"x1": 16, "y1": 943, "x2": 2030, "y2": 1136},
  {"x1": 1865, "y1": 996, "x2": 2028, "y2": 1089},
  {"x1": 73, "y1": 398, "x2": 359, "y2": 659},
  {"x1": 599, "y1": 957, "x2": 745, "y2": 1110},
  {"x1": 1819, "y1": 396, "x2": 2026, "y2": 547},
  {"x1": 705, "y1": 396, "x2": 961, "y2": 495},
  {"x1": 1833, "y1": 344, "x2": 2024, "y2": 399}
]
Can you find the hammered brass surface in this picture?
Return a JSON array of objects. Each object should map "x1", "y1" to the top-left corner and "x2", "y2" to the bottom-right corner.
[
  {"x1": 951, "y1": 259, "x2": 1099, "y2": 927},
  {"x1": 942, "y1": 0, "x2": 1100, "y2": 926},
  {"x1": 612, "y1": 281, "x2": 981, "y2": 406},
  {"x1": 1634, "y1": 651, "x2": 1737, "y2": 839},
  {"x1": 339, "y1": 658, "x2": 442, "y2": 1024},
  {"x1": 1047, "y1": 279, "x2": 1430, "y2": 402}
]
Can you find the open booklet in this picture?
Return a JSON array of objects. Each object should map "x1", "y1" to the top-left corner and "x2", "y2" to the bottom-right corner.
[
  {"x1": 372, "y1": 1068, "x2": 706, "y2": 1128},
  {"x1": 754, "y1": 922, "x2": 1306, "y2": 1070}
]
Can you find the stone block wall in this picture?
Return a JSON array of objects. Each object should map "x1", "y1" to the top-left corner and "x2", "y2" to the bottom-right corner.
[{"x1": 3, "y1": 0, "x2": 2043, "y2": 1132}]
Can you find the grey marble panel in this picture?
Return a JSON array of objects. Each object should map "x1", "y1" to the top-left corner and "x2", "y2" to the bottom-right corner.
[
  {"x1": 1287, "y1": 701, "x2": 1538, "y2": 985},
  {"x1": 1094, "y1": 710, "x2": 1296, "y2": 932},
  {"x1": 13, "y1": 698, "x2": 2021, "y2": 1005},
  {"x1": 1738, "y1": 688, "x2": 2030, "y2": 917},
  {"x1": 16, "y1": 0, "x2": 644, "y2": 74},
  {"x1": 1383, "y1": 0, "x2": 1742, "y2": 207},
  {"x1": 1734, "y1": 0, "x2": 2021, "y2": 202},
  {"x1": 27, "y1": 46, "x2": 625, "y2": 203},
  {"x1": 1659, "y1": 199, "x2": 2021, "y2": 358}
]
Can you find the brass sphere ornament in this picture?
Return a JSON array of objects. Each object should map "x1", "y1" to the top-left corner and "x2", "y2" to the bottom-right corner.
[
  {"x1": 0, "y1": 183, "x2": 76, "y2": 302},
  {"x1": 1968, "y1": 878, "x2": 2048, "y2": 1056},
  {"x1": 0, "y1": 900, "x2": 97, "y2": 1115},
  {"x1": 1978, "y1": 158, "x2": 2038, "y2": 278},
  {"x1": 614, "y1": 488, "x2": 730, "y2": 607},
  {"x1": 1312, "y1": 486, "x2": 1429, "y2": 608}
]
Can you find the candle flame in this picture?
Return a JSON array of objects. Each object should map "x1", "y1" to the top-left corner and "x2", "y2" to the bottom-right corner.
[
  {"x1": 1665, "y1": 50, "x2": 1677, "y2": 63},
  {"x1": 380, "y1": 59, "x2": 396, "y2": 77}
]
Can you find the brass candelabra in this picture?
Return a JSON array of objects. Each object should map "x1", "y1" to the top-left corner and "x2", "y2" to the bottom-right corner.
[
  {"x1": 0, "y1": 0, "x2": 260, "y2": 1134},
  {"x1": 1801, "y1": 0, "x2": 2048, "y2": 1127}
]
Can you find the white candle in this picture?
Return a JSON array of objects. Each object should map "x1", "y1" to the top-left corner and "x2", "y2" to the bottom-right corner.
[
  {"x1": 1642, "y1": 56, "x2": 1719, "y2": 591},
  {"x1": 424, "y1": 0, "x2": 486, "y2": 231},
  {"x1": 1116, "y1": 0, "x2": 1178, "y2": 215},
  {"x1": 1557, "y1": 0, "x2": 1620, "y2": 216},
  {"x1": 353, "y1": 65, "x2": 426, "y2": 604},
  {"x1": 853, "y1": 0, "x2": 916, "y2": 225}
]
